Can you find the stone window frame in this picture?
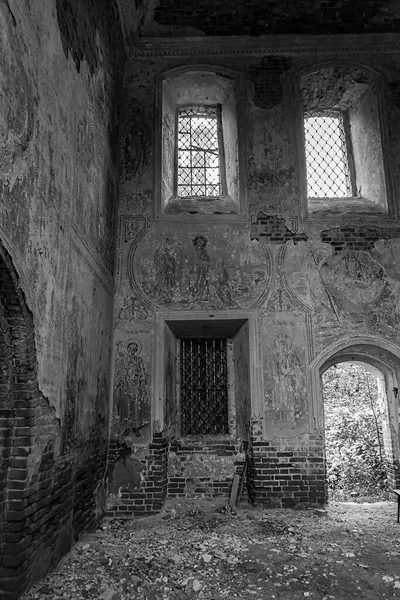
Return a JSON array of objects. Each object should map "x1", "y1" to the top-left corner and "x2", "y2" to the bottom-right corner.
[
  {"x1": 154, "y1": 65, "x2": 248, "y2": 222},
  {"x1": 153, "y1": 310, "x2": 262, "y2": 442},
  {"x1": 294, "y1": 61, "x2": 396, "y2": 223}
]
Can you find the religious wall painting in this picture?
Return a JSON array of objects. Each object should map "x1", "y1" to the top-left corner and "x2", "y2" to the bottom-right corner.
[
  {"x1": 113, "y1": 339, "x2": 150, "y2": 444},
  {"x1": 283, "y1": 241, "x2": 399, "y2": 342},
  {"x1": 130, "y1": 231, "x2": 271, "y2": 309},
  {"x1": 124, "y1": 216, "x2": 148, "y2": 243},
  {"x1": 318, "y1": 250, "x2": 400, "y2": 339},
  {"x1": 262, "y1": 313, "x2": 309, "y2": 429},
  {"x1": 319, "y1": 251, "x2": 386, "y2": 311},
  {"x1": 114, "y1": 295, "x2": 150, "y2": 334},
  {"x1": 120, "y1": 109, "x2": 151, "y2": 184}
]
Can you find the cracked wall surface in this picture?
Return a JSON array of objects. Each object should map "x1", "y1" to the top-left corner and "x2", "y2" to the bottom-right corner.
[
  {"x1": 0, "y1": 0, "x2": 124, "y2": 597},
  {"x1": 109, "y1": 44, "x2": 400, "y2": 516}
]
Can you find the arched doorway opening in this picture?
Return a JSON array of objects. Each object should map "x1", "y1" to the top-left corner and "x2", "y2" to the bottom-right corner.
[
  {"x1": 311, "y1": 337, "x2": 400, "y2": 503},
  {"x1": 322, "y1": 361, "x2": 388, "y2": 499}
]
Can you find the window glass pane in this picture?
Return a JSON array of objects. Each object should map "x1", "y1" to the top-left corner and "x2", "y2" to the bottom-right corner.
[
  {"x1": 178, "y1": 151, "x2": 190, "y2": 167},
  {"x1": 304, "y1": 111, "x2": 351, "y2": 198},
  {"x1": 176, "y1": 106, "x2": 222, "y2": 198}
]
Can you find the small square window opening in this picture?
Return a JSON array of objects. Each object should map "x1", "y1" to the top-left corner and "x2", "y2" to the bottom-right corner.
[
  {"x1": 304, "y1": 110, "x2": 352, "y2": 198},
  {"x1": 176, "y1": 106, "x2": 224, "y2": 198},
  {"x1": 180, "y1": 338, "x2": 229, "y2": 435}
]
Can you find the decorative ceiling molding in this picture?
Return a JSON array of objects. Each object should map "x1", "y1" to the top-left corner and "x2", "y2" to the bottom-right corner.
[{"x1": 131, "y1": 33, "x2": 400, "y2": 59}]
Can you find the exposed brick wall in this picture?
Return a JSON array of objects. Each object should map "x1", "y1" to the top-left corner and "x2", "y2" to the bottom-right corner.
[
  {"x1": 106, "y1": 437, "x2": 248, "y2": 513},
  {"x1": 1, "y1": 435, "x2": 108, "y2": 600},
  {"x1": 106, "y1": 429, "x2": 328, "y2": 514},
  {"x1": 386, "y1": 461, "x2": 400, "y2": 490},
  {"x1": 250, "y1": 434, "x2": 326, "y2": 508},
  {"x1": 321, "y1": 225, "x2": 400, "y2": 253},
  {"x1": 150, "y1": 0, "x2": 400, "y2": 36},
  {"x1": 167, "y1": 439, "x2": 242, "y2": 499},
  {"x1": 251, "y1": 214, "x2": 308, "y2": 244},
  {"x1": 381, "y1": 407, "x2": 400, "y2": 490},
  {"x1": 106, "y1": 433, "x2": 168, "y2": 517},
  {"x1": 0, "y1": 246, "x2": 110, "y2": 600}
]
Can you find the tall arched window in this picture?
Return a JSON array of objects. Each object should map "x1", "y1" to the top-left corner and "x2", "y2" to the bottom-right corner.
[
  {"x1": 299, "y1": 64, "x2": 391, "y2": 216},
  {"x1": 156, "y1": 67, "x2": 246, "y2": 219}
]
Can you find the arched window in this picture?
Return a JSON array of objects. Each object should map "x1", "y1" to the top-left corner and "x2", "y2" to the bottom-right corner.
[
  {"x1": 304, "y1": 109, "x2": 353, "y2": 198},
  {"x1": 299, "y1": 64, "x2": 391, "y2": 216},
  {"x1": 156, "y1": 67, "x2": 245, "y2": 219},
  {"x1": 176, "y1": 105, "x2": 225, "y2": 198}
]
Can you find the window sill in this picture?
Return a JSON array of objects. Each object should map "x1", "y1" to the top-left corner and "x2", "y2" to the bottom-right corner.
[
  {"x1": 163, "y1": 194, "x2": 240, "y2": 216},
  {"x1": 306, "y1": 196, "x2": 392, "y2": 223}
]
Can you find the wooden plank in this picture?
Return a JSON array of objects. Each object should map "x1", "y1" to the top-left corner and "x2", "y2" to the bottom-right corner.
[
  {"x1": 229, "y1": 473, "x2": 240, "y2": 507},
  {"x1": 237, "y1": 460, "x2": 248, "y2": 506}
]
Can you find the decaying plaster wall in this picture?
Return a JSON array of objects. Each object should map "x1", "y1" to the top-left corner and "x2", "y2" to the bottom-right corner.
[
  {"x1": 0, "y1": 0, "x2": 124, "y2": 596},
  {"x1": 109, "y1": 46, "x2": 400, "y2": 514}
]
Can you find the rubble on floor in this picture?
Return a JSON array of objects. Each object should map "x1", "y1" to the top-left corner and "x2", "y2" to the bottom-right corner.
[{"x1": 21, "y1": 498, "x2": 400, "y2": 599}]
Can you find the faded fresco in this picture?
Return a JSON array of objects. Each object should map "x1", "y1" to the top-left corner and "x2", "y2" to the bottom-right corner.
[
  {"x1": 284, "y1": 239, "x2": 400, "y2": 347},
  {"x1": 262, "y1": 312, "x2": 309, "y2": 429},
  {"x1": 113, "y1": 339, "x2": 151, "y2": 443},
  {"x1": 129, "y1": 229, "x2": 271, "y2": 309}
]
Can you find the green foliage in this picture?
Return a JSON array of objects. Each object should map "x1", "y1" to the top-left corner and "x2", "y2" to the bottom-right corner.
[{"x1": 323, "y1": 362, "x2": 388, "y2": 499}]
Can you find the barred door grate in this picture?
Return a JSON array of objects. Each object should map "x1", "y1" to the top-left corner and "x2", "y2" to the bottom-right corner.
[{"x1": 180, "y1": 338, "x2": 229, "y2": 435}]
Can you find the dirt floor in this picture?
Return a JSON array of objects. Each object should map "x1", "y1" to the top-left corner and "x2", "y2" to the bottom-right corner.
[{"x1": 21, "y1": 498, "x2": 400, "y2": 600}]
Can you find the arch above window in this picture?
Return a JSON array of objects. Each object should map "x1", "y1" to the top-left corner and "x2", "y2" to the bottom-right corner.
[{"x1": 155, "y1": 67, "x2": 246, "y2": 221}]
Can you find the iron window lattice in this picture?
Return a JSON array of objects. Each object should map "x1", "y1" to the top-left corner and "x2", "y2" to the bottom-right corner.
[
  {"x1": 180, "y1": 338, "x2": 229, "y2": 435},
  {"x1": 177, "y1": 105, "x2": 223, "y2": 198},
  {"x1": 304, "y1": 110, "x2": 352, "y2": 198}
]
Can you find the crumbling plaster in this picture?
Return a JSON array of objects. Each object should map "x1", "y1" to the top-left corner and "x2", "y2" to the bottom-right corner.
[
  {"x1": 109, "y1": 41, "x2": 400, "y2": 509},
  {"x1": 0, "y1": 0, "x2": 122, "y2": 424},
  {"x1": 0, "y1": 0, "x2": 124, "y2": 593}
]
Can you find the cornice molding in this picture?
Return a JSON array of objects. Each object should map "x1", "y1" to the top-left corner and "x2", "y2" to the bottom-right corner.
[{"x1": 131, "y1": 33, "x2": 400, "y2": 59}]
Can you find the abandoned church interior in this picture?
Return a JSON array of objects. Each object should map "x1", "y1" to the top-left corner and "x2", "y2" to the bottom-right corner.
[{"x1": 2, "y1": 0, "x2": 400, "y2": 597}]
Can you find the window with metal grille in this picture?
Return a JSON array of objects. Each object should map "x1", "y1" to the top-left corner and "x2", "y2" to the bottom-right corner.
[
  {"x1": 180, "y1": 338, "x2": 229, "y2": 435},
  {"x1": 176, "y1": 106, "x2": 224, "y2": 198},
  {"x1": 304, "y1": 110, "x2": 353, "y2": 198}
]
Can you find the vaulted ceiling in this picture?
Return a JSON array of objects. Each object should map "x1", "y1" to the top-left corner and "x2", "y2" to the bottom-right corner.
[{"x1": 116, "y1": 0, "x2": 400, "y2": 49}]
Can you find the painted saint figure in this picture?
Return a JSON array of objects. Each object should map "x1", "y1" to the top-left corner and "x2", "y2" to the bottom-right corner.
[
  {"x1": 114, "y1": 341, "x2": 149, "y2": 429},
  {"x1": 190, "y1": 235, "x2": 210, "y2": 299},
  {"x1": 274, "y1": 333, "x2": 305, "y2": 422},
  {"x1": 154, "y1": 237, "x2": 176, "y2": 301},
  {"x1": 211, "y1": 258, "x2": 237, "y2": 307}
]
